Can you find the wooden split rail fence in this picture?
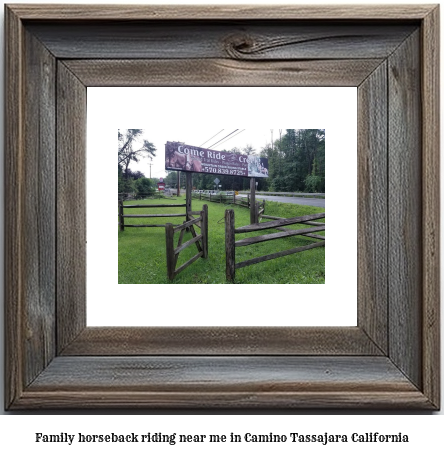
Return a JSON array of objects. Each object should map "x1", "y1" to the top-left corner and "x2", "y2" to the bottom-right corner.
[
  {"x1": 225, "y1": 209, "x2": 325, "y2": 282},
  {"x1": 118, "y1": 192, "x2": 164, "y2": 202},
  {"x1": 192, "y1": 192, "x2": 237, "y2": 204},
  {"x1": 119, "y1": 200, "x2": 187, "y2": 230},
  {"x1": 192, "y1": 192, "x2": 265, "y2": 214},
  {"x1": 165, "y1": 205, "x2": 208, "y2": 280}
]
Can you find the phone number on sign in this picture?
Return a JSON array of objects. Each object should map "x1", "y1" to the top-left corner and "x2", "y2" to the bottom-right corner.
[{"x1": 203, "y1": 166, "x2": 244, "y2": 175}]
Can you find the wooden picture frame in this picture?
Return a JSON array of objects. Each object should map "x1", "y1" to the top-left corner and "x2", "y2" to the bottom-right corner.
[{"x1": 5, "y1": 4, "x2": 440, "y2": 409}]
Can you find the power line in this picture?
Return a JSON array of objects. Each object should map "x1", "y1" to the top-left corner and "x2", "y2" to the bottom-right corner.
[
  {"x1": 208, "y1": 129, "x2": 239, "y2": 149},
  {"x1": 199, "y1": 129, "x2": 224, "y2": 147},
  {"x1": 214, "y1": 129, "x2": 245, "y2": 148}
]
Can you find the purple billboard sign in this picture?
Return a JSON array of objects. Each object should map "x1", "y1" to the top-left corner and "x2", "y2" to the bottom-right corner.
[{"x1": 165, "y1": 141, "x2": 269, "y2": 178}]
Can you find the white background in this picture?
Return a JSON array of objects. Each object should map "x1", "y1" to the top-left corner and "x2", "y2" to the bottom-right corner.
[
  {"x1": 88, "y1": 87, "x2": 357, "y2": 326},
  {"x1": 0, "y1": 0, "x2": 442, "y2": 444}
]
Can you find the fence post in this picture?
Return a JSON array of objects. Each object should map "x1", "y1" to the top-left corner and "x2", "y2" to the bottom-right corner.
[
  {"x1": 186, "y1": 172, "x2": 192, "y2": 222},
  {"x1": 233, "y1": 192, "x2": 235, "y2": 205},
  {"x1": 225, "y1": 209, "x2": 235, "y2": 282},
  {"x1": 119, "y1": 199, "x2": 124, "y2": 231},
  {"x1": 165, "y1": 223, "x2": 175, "y2": 280},
  {"x1": 250, "y1": 177, "x2": 256, "y2": 224},
  {"x1": 202, "y1": 204, "x2": 208, "y2": 258}
]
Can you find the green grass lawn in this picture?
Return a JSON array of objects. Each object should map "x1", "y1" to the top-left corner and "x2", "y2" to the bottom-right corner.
[{"x1": 118, "y1": 196, "x2": 325, "y2": 284}]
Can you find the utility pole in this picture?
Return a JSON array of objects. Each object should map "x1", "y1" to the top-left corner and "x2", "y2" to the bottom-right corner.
[{"x1": 149, "y1": 157, "x2": 152, "y2": 178}]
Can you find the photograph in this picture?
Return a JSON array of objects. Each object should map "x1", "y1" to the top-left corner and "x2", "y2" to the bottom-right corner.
[{"x1": 118, "y1": 128, "x2": 325, "y2": 284}]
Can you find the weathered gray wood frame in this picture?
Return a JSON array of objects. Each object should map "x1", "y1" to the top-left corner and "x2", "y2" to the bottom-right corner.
[{"x1": 5, "y1": 5, "x2": 440, "y2": 409}]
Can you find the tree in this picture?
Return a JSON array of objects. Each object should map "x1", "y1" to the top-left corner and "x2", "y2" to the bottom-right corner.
[
  {"x1": 164, "y1": 171, "x2": 178, "y2": 188},
  {"x1": 118, "y1": 129, "x2": 156, "y2": 178},
  {"x1": 118, "y1": 165, "x2": 136, "y2": 193},
  {"x1": 124, "y1": 169, "x2": 145, "y2": 180},
  {"x1": 134, "y1": 177, "x2": 155, "y2": 197},
  {"x1": 242, "y1": 144, "x2": 256, "y2": 156},
  {"x1": 165, "y1": 170, "x2": 187, "y2": 188},
  {"x1": 264, "y1": 129, "x2": 325, "y2": 192},
  {"x1": 304, "y1": 157, "x2": 323, "y2": 192}
]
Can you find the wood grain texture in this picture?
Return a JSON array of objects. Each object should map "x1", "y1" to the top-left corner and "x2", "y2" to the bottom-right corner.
[
  {"x1": 63, "y1": 59, "x2": 384, "y2": 87},
  {"x1": 118, "y1": 200, "x2": 124, "y2": 231},
  {"x1": 7, "y1": 4, "x2": 435, "y2": 20},
  {"x1": 123, "y1": 204, "x2": 186, "y2": 208},
  {"x1": 124, "y1": 224, "x2": 181, "y2": 228},
  {"x1": 165, "y1": 224, "x2": 176, "y2": 280},
  {"x1": 186, "y1": 172, "x2": 192, "y2": 222},
  {"x1": 22, "y1": 28, "x2": 57, "y2": 387},
  {"x1": 56, "y1": 62, "x2": 87, "y2": 353},
  {"x1": 25, "y1": 22, "x2": 416, "y2": 60},
  {"x1": 235, "y1": 225, "x2": 325, "y2": 247},
  {"x1": 4, "y1": 5, "x2": 24, "y2": 410},
  {"x1": 16, "y1": 390, "x2": 433, "y2": 410},
  {"x1": 250, "y1": 177, "x2": 256, "y2": 224},
  {"x1": 123, "y1": 214, "x2": 187, "y2": 218},
  {"x1": 29, "y1": 356, "x2": 416, "y2": 390},
  {"x1": 236, "y1": 213, "x2": 325, "y2": 233},
  {"x1": 388, "y1": 31, "x2": 422, "y2": 389},
  {"x1": 14, "y1": 356, "x2": 433, "y2": 409},
  {"x1": 236, "y1": 241, "x2": 325, "y2": 269},
  {"x1": 60, "y1": 327, "x2": 384, "y2": 356},
  {"x1": 225, "y1": 209, "x2": 236, "y2": 282},
  {"x1": 5, "y1": 10, "x2": 58, "y2": 408},
  {"x1": 421, "y1": 6, "x2": 440, "y2": 409},
  {"x1": 202, "y1": 204, "x2": 209, "y2": 258},
  {"x1": 357, "y1": 62, "x2": 388, "y2": 354},
  {"x1": 174, "y1": 234, "x2": 203, "y2": 255}
]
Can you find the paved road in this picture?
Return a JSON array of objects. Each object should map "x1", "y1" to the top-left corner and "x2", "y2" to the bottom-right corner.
[{"x1": 238, "y1": 194, "x2": 325, "y2": 208}]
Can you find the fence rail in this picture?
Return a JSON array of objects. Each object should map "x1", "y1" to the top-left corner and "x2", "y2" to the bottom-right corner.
[
  {"x1": 225, "y1": 209, "x2": 325, "y2": 282},
  {"x1": 119, "y1": 200, "x2": 187, "y2": 230},
  {"x1": 260, "y1": 214, "x2": 325, "y2": 241},
  {"x1": 165, "y1": 205, "x2": 208, "y2": 280},
  {"x1": 238, "y1": 191, "x2": 325, "y2": 198},
  {"x1": 191, "y1": 192, "x2": 265, "y2": 215},
  {"x1": 118, "y1": 192, "x2": 165, "y2": 201},
  {"x1": 192, "y1": 192, "x2": 237, "y2": 204}
]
